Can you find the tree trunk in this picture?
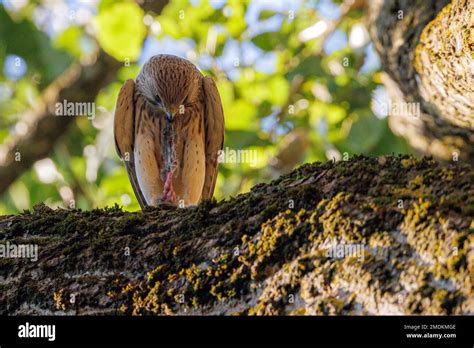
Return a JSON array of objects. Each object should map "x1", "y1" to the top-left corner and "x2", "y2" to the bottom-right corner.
[
  {"x1": 1, "y1": 155, "x2": 472, "y2": 315},
  {"x1": 368, "y1": 0, "x2": 474, "y2": 163}
]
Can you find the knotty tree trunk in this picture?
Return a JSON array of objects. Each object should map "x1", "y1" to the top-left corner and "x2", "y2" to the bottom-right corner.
[
  {"x1": 1, "y1": 156, "x2": 472, "y2": 315},
  {"x1": 369, "y1": 0, "x2": 474, "y2": 163}
]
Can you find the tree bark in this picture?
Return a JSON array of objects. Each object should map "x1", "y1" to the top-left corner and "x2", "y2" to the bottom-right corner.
[
  {"x1": 1, "y1": 156, "x2": 472, "y2": 315},
  {"x1": 368, "y1": 0, "x2": 474, "y2": 163}
]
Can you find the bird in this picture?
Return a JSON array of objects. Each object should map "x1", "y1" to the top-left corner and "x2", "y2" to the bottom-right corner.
[{"x1": 113, "y1": 54, "x2": 224, "y2": 209}]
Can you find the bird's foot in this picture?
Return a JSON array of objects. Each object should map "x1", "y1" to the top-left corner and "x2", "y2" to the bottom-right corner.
[{"x1": 161, "y1": 171, "x2": 177, "y2": 205}]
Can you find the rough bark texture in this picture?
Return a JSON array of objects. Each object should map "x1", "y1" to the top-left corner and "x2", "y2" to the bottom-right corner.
[
  {"x1": 369, "y1": 0, "x2": 474, "y2": 163},
  {"x1": 0, "y1": 156, "x2": 472, "y2": 315}
]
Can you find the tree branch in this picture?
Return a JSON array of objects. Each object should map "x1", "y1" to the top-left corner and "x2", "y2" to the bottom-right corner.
[
  {"x1": 0, "y1": 156, "x2": 471, "y2": 315},
  {"x1": 368, "y1": 0, "x2": 474, "y2": 163}
]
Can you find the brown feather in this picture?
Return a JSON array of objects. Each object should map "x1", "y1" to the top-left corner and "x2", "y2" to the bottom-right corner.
[
  {"x1": 201, "y1": 76, "x2": 225, "y2": 200},
  {"x1": 113, "y1": 79, "x2": 147, "y2": 209}
]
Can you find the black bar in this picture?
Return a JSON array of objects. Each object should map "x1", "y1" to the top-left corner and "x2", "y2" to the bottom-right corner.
[{"x1": 0, "y1": 315, "x2": 472, "y2": 346}]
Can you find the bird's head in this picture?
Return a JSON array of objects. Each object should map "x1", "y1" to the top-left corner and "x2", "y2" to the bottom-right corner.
[{"x1": 136, "y1": 54, "x2": 201, "y2": 122}]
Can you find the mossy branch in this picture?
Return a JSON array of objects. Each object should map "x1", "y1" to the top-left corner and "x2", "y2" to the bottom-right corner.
[{"x1": 0, "y1": 155, "x2": 472, "y2": 315}]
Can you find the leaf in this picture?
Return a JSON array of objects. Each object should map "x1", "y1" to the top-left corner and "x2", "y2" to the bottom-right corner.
[
  {"x1": 267, "y1": 76, "x2": 289, "y2": 105},
  {"x1": 225, "y1": 130, "x2": 268, "y2": 150},
  {"x1": 325, "y1": 104, "x2": 347, "y2": 124},
  {"x1": 252, "y1": 32, "x2": 285, "y2": 51},
  {"x1": 286, "y1": 55, "x2": 322, "y2": 79},
  {"x1": 0, "y1": 6, "x2": 72, "y2": 86},
  {"x1": 341, "y1": 111, "x2": 385, "y2": 153},
  {"x1": 370, "y1": 121, "x2": 415, "y2": 155},
  {"x1": 225, "y1": 100, "x2": 256, "y2": 131},
  {"x1": 95, "y1": 2, "x2": 146, "y2": 61},
  {"x1": 53, "y1": 27, "x2": 83, "y2": 58},
  {"x1": 310, "y1": 102, "x2": 346, "y2": 126}
]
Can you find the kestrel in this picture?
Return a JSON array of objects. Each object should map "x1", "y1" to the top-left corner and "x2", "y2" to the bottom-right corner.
[{"x1": 114, "y1": 54, "x2": 225, "y2": 208}]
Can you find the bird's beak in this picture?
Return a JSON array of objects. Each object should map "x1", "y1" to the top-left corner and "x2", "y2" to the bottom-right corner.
[{"x1": 164, "y1": 110, "x2": 173, "y2": 122}]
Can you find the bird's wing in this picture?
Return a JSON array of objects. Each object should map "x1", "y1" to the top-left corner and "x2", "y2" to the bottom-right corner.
[
  {"x1": 114, "y1": 79, "x2": 148, "y2": 209},
  {"x1": 201, "y1": 76, "x2": 225, "y2": 200}
]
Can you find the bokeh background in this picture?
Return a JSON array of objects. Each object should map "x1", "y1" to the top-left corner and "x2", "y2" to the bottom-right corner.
[{"x1": 0, "y1": 0, "x2": 415, "y2": 214}]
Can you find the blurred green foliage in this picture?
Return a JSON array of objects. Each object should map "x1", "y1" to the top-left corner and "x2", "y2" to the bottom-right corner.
[{"x1": 0, "y1": 0, "x2": 413, "y2": 214}]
